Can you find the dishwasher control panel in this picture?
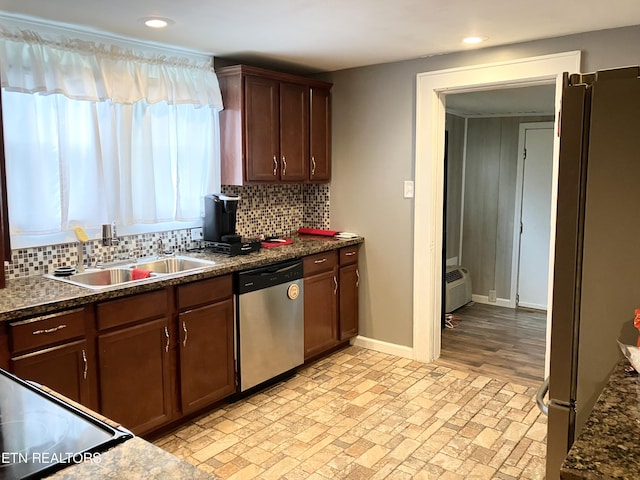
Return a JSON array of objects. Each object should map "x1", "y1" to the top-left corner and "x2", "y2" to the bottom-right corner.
[{"x1": 236, "y1": 259, "x2": 303, "y2": 294}]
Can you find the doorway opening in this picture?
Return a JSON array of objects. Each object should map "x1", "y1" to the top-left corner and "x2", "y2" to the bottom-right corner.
[
  {"x1": 413, "y1": 51, "x2": 582, "y2": 375},
  {"x1": 440, "y1": 87, "x2": 555, "y2": 385}
]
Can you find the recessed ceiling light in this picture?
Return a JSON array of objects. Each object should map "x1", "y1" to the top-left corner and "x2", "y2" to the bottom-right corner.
[
  {"x1": 463, "y1": 36, "x2": 486, "y2": 45},
  {"x1": 142, "y1": 17, "x2": 174, "y2": 29}
]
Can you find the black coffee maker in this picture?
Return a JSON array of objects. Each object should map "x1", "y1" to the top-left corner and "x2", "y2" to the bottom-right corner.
[
  {"x1": 202, "y1": 194, "x2": 261, "y2": 255},
  {"x1": 203, "y1": 194, "x2": 241, "y2": 243}
]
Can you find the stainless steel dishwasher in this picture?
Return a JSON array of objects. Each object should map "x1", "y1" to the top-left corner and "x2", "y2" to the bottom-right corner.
[{"x1": 236, "y1": 259, "x2": 304, "y2": 392}]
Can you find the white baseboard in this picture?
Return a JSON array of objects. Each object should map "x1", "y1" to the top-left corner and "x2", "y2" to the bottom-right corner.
[
  {"x1": 471, "y1": 294, "x2": 513, "y2": 309},
  {"x1": 351, "y1": 335, "x2": 414, "y2": 360},
  {"x1": 517, "y1": 301, "x2": 547, "y2": 311}
]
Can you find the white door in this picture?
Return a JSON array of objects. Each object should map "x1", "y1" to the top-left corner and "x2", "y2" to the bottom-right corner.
[{"x1": 516, "y1": 124, "x2": 554, "y2": 310}]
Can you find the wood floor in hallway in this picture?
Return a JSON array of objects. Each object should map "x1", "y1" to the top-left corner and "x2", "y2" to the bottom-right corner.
[{"x1": 438, "y1": 302, "x2": 547, "y2": 389}]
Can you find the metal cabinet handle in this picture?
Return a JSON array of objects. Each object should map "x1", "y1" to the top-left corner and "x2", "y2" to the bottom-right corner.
[
  {"x1": 182, "y1": 321, "x2": 188, "y2": 348},
  {"x1": 314, "y1": 258, "x2": 327, "y2": 264},
  {"x1": 536, "y1": 377, "x2": 550, "y2": 416},
  {"x1": 273, "y1": 155, "x2": 278, "y2": 176},
  {"x1": 356, "y1": 269, "x2": 360, "y2": 287},
  {"x1": 333, "y1": 275, "x2": 338, "y2": 295},
  {"x1": 345, "y1": 251, "x2": 356, "y2": 256},
  {"x1": 282, "y1": 156, "x2": 287, "y2": 176},
  {"x1": 164, "y1": 326, "x2": 170, "y2": 353},
  {"x1": 32, "y1": 324, "x2": 67, "y2": 335},
  {"x1": 311, "y1": 156, "x2": 316, "y2": 177},
  {"x1": 82, "y1": 349, "x2": 88, "y2": 380}
]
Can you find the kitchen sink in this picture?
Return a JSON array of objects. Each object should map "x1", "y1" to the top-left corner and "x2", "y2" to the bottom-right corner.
[
  {"x1": 46, "y1": 256, "x2": 216, "y2": 290},
  {"x1": 132, "y1": 256, "x2": 216, "y2": 274},
  {"x1": 52, "y1": 268, "x2": 147, "y2": 289}
]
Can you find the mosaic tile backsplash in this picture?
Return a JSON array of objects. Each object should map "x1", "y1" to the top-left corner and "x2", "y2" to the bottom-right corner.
[
  {"x1": 4, "y1": 183, "x2": 330, "y2": 279},
  {"x1": 221, "y1": 183, "x2": 330, "y2": 238}
]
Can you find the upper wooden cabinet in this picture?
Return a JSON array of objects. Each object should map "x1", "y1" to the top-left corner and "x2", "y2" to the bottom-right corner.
[
  {"x1": 309, "y1": 87, "x2": 331, "y2": 181},
  {"x1": 217, "y1": 65, "x2": 332, "y2": 185}
]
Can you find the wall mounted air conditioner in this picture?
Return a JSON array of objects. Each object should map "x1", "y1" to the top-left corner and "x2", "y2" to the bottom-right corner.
[{"x1": 445, "y1": 266, "x2": 472, "y2": 313}]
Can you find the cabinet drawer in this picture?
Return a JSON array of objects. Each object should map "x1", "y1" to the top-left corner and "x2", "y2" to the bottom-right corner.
[
  {"x1": 97, "y1": 289, "x2": 168, "y2": 331},
  {"x1": 340, "y1": 246, "x2": 359, "y2": 265},
  {"x1": 304, "y1": 250, "x2": 338, "y2": 276},
  {"x1": 10, "y1": 308, "x2": 86, "y2": 354},
  {"x1": 177, "y1": 275, "x2": 233, "y2": 311}
]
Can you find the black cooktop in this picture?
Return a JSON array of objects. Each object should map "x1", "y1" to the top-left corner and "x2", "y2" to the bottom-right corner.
[
  {"x1": 0, "y1": 369, "x2": 132, "y2": 480},
  {"x1": 187, "y1": 239, "x2": 262, "y2": 256}
]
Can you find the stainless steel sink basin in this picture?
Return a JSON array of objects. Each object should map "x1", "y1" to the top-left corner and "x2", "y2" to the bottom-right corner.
[
  {"x1": 46, "y1": 256, "x2": 216, "y2": 289},
  {"x1": 132, "y1": 256, "x2": 216, "y2": 274},
  {"x1": 48, "y1": 268, "x2": 148, "y2": 290}
]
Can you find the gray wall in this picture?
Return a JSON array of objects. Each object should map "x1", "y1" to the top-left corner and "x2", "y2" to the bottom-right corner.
[{"x1": 325, "y1": 25, "x2": 640, "y2": 348}]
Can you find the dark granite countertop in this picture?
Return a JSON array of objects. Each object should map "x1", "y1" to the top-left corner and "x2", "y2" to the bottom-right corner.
[
  {"x1": 561, "y1": 360, "x2": 640, "y2": 479},
  {"x1": 47, "y1": 436, "x2": 216, "y2": 479},
  {"x1": 0, "y1": 234, "x2": 363, "y2": 323}
]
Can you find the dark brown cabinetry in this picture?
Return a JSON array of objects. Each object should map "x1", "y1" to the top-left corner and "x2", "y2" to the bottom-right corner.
[
  {"x1": 12, "y1": 340, "x2": 91, "y2": 403},
  {"x1": 339, "y1": 246, "x2": 360, "y2": 340},
  {"x1": 303, "y1": 251, "x2": 339, "y2": 359},
  {"x1": 96, "y1": 290, "x2": 172, "y2": 435},
  {"x1": 176, "y1": 276, "x2": 235, "y2": 415},
  {"x1": 310, "y1": 87, "x2": 331, "y2": 182},
  {"x1": 279, "y1": 81, "x2": 309, "y2": 181},
  {"x1": 242, "y1": 75, "x2": 308, "y2": 182},
  {"x1": 303, "y1": 246, "x2": 361, "y2": 359},
  {"x1": 217, "y1": 65, "x2": 331, "y2": 185},
  {"x1": 8, "y1": 307, "x2": 97, "y2": 409}
]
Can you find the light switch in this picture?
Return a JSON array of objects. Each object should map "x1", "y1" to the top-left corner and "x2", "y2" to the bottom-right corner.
[{"x1": 403, "y1": 180, "x2": 414, "y2": 198}]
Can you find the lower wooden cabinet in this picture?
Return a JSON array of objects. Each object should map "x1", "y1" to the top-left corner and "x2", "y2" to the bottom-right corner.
[
  {"x1": 8, "y1": 307, "x2": 97, "y2": 410},
  {"x1": 304, "y1": 251, "x2": 339, "y2": 359},
  {"x1": 12, "y1": 339, "x2": 92, "y2": 406},
  {"x1": 303, "y1": 246, "x2": 361, "y2": 360},
  {"x1": 339, "y1": 246, "x2": 360, "y2": 340},
  {"x1": 339, "y1": 263, "x2": 359, "y2": 340},
  {"x1": 178, "y1": 299, "x2": 235, "y2": 414},
  {"x1": 98, "y1": 317, "x2": 172, "y2": 435},
  {"x1": 95, "y1": 278, "x2": 235, "y2": 435}
]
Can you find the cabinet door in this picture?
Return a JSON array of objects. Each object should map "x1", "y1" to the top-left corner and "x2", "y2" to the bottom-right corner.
[
  {"x1": 244, "y1": 75, "x2": 280, "y2": 182},
  {"x1": 304, "y1": 269, "x2": 339, "y2": 359},
  {"x1": 179, "y1": 300, "x2": 235, "y2": 414},
  {"x1": 98, "y1": 318, "x2": 172, "y2": 435},
  {"x1": 12, "y1": 340, "x2": 92, "y2": 407},
  {"x1": 339, "y1": 264, "x2": 359, "y2": 340},
  {"x1": 309, "y1": 87, "x2": 331, "y2": 181},
  {"x1": 279, "y1": 82, "x2": 308, "y2": 181}
]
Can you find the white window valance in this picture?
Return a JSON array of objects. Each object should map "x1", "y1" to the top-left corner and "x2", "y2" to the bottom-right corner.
[{"x1": 0, "y1": 26, "x2": 223, "y2": 108}]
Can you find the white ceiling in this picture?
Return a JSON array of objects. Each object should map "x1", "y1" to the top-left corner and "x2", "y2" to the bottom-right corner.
[{"x1": 1, "y1": 0, "x2": 640, "y2": 73}]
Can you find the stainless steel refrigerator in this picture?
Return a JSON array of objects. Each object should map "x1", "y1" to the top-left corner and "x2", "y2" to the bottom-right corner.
[{"x1": 546, "y1": 66, "x2": 640, "y2": 477}]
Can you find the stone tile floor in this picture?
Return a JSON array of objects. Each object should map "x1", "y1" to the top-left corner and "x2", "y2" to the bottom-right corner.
[{"x1": 154, "y1": 346, "x2": 546, "y2": 479}]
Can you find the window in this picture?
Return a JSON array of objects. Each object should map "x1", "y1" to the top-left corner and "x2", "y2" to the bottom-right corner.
[{"x1": 0, "y1": 19, "x2": 223, "y2": 248}]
